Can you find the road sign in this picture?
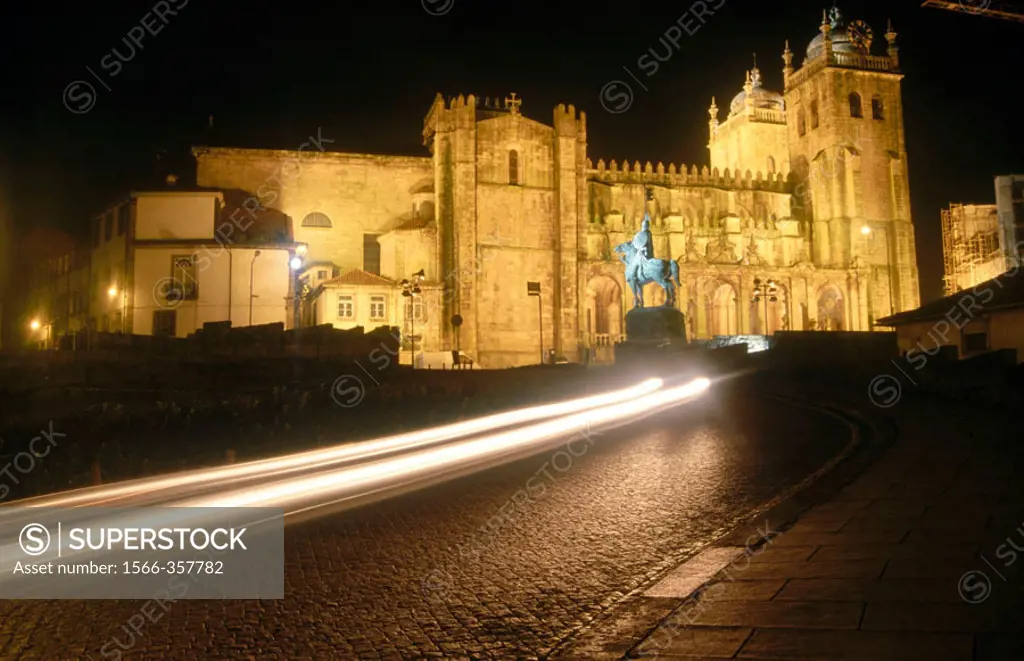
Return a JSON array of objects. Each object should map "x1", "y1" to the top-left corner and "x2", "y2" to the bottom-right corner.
[{"x1": 527, "y1": 281, "x2": 541, "y2": 295}]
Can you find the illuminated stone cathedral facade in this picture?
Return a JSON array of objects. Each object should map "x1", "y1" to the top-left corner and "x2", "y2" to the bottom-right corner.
[{"x1": 193, "y1": 7, "x2": 920, "y2": 368}]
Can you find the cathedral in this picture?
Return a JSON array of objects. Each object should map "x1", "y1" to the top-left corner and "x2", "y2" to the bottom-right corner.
[{"x1": 193, "y1": 7, "x2": 920, "y2": 368}]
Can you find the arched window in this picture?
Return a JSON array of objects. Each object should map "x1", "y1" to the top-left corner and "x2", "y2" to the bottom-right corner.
[
  {"x1": 797, "y1": 110, "x2": 806, "y2": 137},
  {"x1": 810, "y1": 100, "x2": 819, "y2": 129},
  {"x1": 871, "y1": 95, "x2": 884, "y2": 120},
  {"x1": 849, "y1": 92, "x2": 863, "y2": 118},
  {"x1": 767, "y1": 156, "x2": 776, "y2": 174},
  {"x1": 301, "y1": 212, "x2": 332, "y2": 228},
  {"x1": 508, "y1": 150, "x2": 519, "y2": 185}
]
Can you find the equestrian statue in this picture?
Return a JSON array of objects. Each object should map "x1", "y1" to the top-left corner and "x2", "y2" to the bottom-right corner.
[{"x1": 615, "y1": 188, "x2": 680, "y2": 309}]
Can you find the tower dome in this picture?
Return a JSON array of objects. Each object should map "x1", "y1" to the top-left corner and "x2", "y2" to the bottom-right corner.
[
  {"x1": 729, "y1": 66, "x2": 784, "y2": 118},
  {"x1": 807, "y1": 6, "x2": 870, "y2": 60}
]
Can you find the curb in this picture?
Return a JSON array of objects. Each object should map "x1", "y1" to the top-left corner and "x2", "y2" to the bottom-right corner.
[{"x1": 546, "y1": 395, "x2": 897, "y2": 660}]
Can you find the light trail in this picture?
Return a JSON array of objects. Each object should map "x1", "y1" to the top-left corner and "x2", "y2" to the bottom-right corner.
[
  {"x1": 11, "y1": 378, "x2": 663, "y2": 510},
  {"x1": 170, "y1": 378, "x2": 712, "y2": 516},
  {"x1": 0, "y1": 377, "x2": 710, "y2": 582}
]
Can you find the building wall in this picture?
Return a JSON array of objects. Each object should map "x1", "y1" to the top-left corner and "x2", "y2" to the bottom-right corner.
[
  {"x1": 195, "y1": 149, "x2": 432, "y2": 272},
  {"x1": 134, "y1": 193, "x2": 222, "y2": 240},
  {"x1": 988, "y1": 308, "x2": 1024, "y2": 363},
  {"x1": 133, "y1": 246, "x2": 290, "y2": 337},
  {"x1": 379, "y1": 229, "x2": 438, "y2": 283},
  {"x1": 89, "y1": 202, "x2": 129, "y2": 333},
  {"x1": 995, "y1": 175, "x2": 1024, "y2": 267},
  {"x1": 710, "y1": 115, "x2": 789, "y2": 177}
]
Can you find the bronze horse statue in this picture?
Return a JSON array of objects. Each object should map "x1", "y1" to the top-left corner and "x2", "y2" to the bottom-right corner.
[{"x1": 615, "y1": 241, "x2": 681, "y2": 309}]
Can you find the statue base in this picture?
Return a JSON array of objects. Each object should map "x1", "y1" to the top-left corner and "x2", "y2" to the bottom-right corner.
[
  {"x1": 624, "y1": 306, "x2": 687, "y2": 344},
  {"x1": 615, "y1": 307, "x2": 694, "y2": 373}
]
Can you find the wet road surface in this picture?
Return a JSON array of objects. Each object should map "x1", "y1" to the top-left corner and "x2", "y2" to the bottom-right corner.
[{"x1": 0, "y1": 384, "x2": 850, "y2": 660}]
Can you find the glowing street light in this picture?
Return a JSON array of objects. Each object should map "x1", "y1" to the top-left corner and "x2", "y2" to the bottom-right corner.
[
  {"x1": 29, "y1": 319, "x2": 41, "y2": 331},
  {"x1": 108, "y1": 286, "x2": 118, "y2": 298},
  {"x1": 289, "y1": 256, "x2": 303, "y2": 270}
]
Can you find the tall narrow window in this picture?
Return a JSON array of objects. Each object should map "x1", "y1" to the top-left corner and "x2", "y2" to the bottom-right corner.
[
  {"x1": 117, "y1": 204, "x2": 129, "y2": 235},
  {"x1": 171, "y1": 255, "x2": 199, "y2": 300},
  {"x1": 767, "y1": 156, "x2": 776, "y2": 174},
  {"x1": 508, "y1": 150, "x2": 519, "y2": 185},
  {"x1": 810, "y1": 100, "x2": 819, "y2": 129},
  {"x1": 104, "y1": 212, "x2": 114, "y2": 242},
  {"x1": 363, "y1": 234, "x2": 381, "y2": 275},
  {"x1": 797, "y1": 110, "x2": 806, "y2": 137},
  {"x1": 849, "y1": 92, "x2": 863, "y2": 118},
  {"x1": 871, "y1": 95, "x2": 884, "y2": 120}
]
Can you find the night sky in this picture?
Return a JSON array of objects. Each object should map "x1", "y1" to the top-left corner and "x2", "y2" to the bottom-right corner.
[{"x1": 2, "y1": 0, "x2": 1022, "y2": 302}]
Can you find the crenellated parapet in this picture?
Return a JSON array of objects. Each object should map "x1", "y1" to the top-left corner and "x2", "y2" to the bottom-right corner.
[
  {"x1": 553, "y1": 103, "x2": 587, "y2": 139},
  {"x1": 587, "y1": 159, "x2": 793, "y2": 192}
]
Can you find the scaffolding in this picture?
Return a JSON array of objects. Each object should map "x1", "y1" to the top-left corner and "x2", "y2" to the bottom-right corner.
[
  {"x1": 922, "y1": 0, "x2": 1024, "y2": 24},
  {"x1": 942, "y1": 203, "x2": 1003, "y2": 295}
]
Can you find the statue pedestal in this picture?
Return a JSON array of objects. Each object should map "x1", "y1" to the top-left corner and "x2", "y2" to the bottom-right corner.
[
  {"x1": 615, "y1": 307, "x2": 696, "y2": 373},
  {"x1": 624, "y1": 307, "x2": 687, "y2": 343}
]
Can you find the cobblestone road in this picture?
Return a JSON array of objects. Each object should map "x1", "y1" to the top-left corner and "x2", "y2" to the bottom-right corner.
[{"x1": 0, "y1": 385, "x2": 850, "y2": 660}]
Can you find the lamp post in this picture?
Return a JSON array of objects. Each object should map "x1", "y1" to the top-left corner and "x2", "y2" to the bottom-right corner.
[
  {"x1": 752, "y1": 277, "x2": 778, "y2": 335},
  {"x1": 401, "y1": 269, "x2": 424, "y2": 368},
  {"x1": 248, "y1": 250, "x2": 261, "y2": 326},
  {"x1": 861, "y1": 225, "x2": 895, "y2": 315},
  {"x1": 289, "y1": 250, "x2": 305, "y2": 329},
  {"x1": 527, "y1": 281, "x2": 542, "y2": 363}
]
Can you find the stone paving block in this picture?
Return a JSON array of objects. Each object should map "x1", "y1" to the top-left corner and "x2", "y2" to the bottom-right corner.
[
  {"x1": 735, "y1": 628, "x2": 972, "y2": 660},
  {"x1": 701, "y1": 580, "x2": 786, "y2": 602},
  {"x1": 769, "y1": 530, "x2": 907, "y2": 547},
  {"x1": 855, "y1": 499, "x2": 931, "y2": 518},
  {"x1": 882, "y1": 558, "x2": 973, "y2": 579},
  {"x1": 644, "y1": 548, "x2": 746, "y2": 598},
  {"x1": 633, "y1": 626, "x2": 753, "y2": 658},
  {"x1": 801, "y1": 500, "x2": 872, "y2": 520},
  {"x1": 774, "y1": 578, "x2": 963, "y2": 603},
  {"x1": 861, "y1": 601, "x2": 1024, "y2": 633},
  {"x1": 732, "y1": 559, "x2": 885, "y2": 580},
  {"x1": 674, "y1": 600, "x2": 863, "y2": 630},
  {"x1": 554, "y1": 597, "x2": 680, "y2": 657},
  {"x1": 746, "y1": 546, "x2": 818, "y2": 564},
  {"x1": 808, "y1": 542, "x2": 978, "y2": 562},
  {"x1": 784, "y1": 519, "x2": 848, "y2": 533}
]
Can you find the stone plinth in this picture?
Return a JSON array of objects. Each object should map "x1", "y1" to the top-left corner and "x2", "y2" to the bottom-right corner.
[{"x1": 624, "y1": 307, "x2": 687, "y2": 344}]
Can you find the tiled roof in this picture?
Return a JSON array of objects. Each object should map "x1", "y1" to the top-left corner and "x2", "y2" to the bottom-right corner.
[
  {"x1": 878, "y1": 269, "x2": 1024, "y2": 326},
  {"x1": 322, "y1": 269, "x2": 396, "y2": 287}
]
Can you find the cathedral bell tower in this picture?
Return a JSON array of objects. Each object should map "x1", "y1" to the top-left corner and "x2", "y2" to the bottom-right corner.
[{"x1": 784, "y1": 6, "x2": 920, "y2": 314}]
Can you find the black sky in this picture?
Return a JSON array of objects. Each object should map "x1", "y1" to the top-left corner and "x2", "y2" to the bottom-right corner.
[{"x1": 2, "y1": 0, "x2": 1022, "y2": 302}]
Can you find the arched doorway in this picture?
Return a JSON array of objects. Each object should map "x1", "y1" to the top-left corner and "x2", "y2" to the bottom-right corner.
[
  {"x1": 816, "y1": 284, "x2": 845, "y2": 331},
  {"x1": 707, "y1": 281, "x2": 739, "y2": 336},
  {"x1": 586, "y1": 275, "x2": 623, "y2": 363}
]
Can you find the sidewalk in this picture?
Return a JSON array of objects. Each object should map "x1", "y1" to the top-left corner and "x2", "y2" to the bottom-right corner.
[{"x1": 552, "y1": 382, "x2": 1024, "y2": 660}]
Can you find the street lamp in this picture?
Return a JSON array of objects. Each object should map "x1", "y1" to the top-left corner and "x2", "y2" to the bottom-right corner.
[
  {"x1": 752, "y1": 277, "x2": 778, "y2": 335},
  {"x1": 401, "y1": 269, "x2": 424, "y2": 368},
  {"x1": 29, "y1": 319, "x2": 41, "y2": 331},
  {"x1": 290, "y1": 250, "x2": 305, "y2": 329},
  {"x1": 249, "y1": 250, "x2": 261, "y2": 326},
  {"x1": 861, "y1": 226, "x2": 895, "y2": 315}
]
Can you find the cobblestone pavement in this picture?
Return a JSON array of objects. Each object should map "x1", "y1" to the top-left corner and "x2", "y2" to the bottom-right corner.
[
  {"x1": 556, "y1": 384, "x2": 1024, "y2": 661},
  {"x1": 0, "y1": 385, "x2": 851, "y2": 660}
]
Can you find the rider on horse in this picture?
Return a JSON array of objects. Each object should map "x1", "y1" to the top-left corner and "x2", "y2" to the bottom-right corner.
[{"x1": 626, "y1": 213, "x2": 654, "y2": 286}]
